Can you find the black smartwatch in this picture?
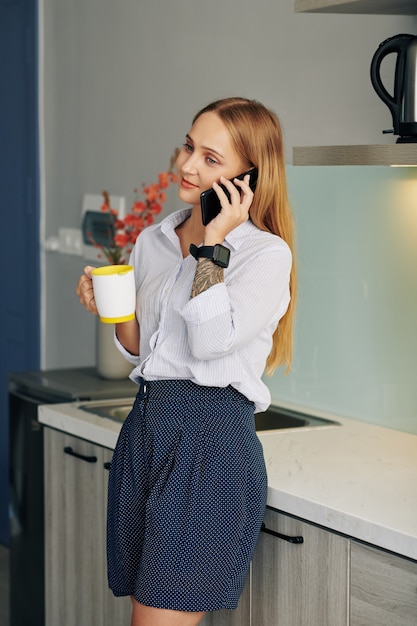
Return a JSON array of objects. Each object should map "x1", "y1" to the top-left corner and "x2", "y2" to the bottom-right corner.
[{"x1": 189, "y1": 243, "x2": 230, "y2": 268}]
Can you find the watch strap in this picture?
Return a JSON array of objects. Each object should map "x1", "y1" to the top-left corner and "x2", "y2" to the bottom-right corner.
[
  {"x1": 189, "y1": 243, "x2": 230, "y2": 268},
  {"x1": 189, "y1": 244, "x2": 215, "y2": 259}
]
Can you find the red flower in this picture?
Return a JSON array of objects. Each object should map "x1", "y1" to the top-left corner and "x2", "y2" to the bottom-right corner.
[
  {"x1": 158, "y1": 172, "x2": 170, "y2": 189},
  {"x1": 114, "y1": 233, "x2": 130, "y2": 248},
  {"x1": 113, "y1": 218, "x2": 125, "y2": 230},
  {"x1": 90, "y1": 151, "x2": 178, "y2": 264},
  {"x1": 132, "y1": 201, "x2": 146, "y2": 214},
  {"x1": 144, "y1": 183, "x2": 160, "y2": 202},
  {"x1": 149, "y1": 202, "x2": 162, "y2": 214}
]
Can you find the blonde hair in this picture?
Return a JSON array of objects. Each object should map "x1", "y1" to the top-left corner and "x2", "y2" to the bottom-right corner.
[{"x1": 194, "y1": 97, "x2": 297, "y2": 374}]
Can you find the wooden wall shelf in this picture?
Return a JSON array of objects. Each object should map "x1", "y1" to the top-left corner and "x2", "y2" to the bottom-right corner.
[
  {"x1": 295, "y1": 0, "x2": 417, "y2": 15},
  {"x1": 293, "y1": 144, "x2": 417, "y2": 166}
]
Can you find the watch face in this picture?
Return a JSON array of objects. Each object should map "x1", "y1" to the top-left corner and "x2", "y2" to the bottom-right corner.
[{"x1": 213, "y1": 244, "x2": 230, "y2": 268}]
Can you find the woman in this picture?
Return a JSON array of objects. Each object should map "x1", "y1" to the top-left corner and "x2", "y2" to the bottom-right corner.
[{"x1": 76, "y1": 97, "x2": 296, "y2": 626}]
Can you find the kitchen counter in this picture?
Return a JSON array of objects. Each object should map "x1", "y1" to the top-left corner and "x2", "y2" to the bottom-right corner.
[{"x1": 38, "y1": 400, "x2": 417, "y2": 561}]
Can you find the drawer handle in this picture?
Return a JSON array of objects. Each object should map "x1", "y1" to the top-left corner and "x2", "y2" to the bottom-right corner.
[
  {"x1": 103, "y1": 462, "x2": 112, "y2": 471},
  {"x1": 63, "y1": 446, "x2": 97, "y2": 463},
  {"x1": 261, "y1": 522, "x2": 304, "y2": 544}
]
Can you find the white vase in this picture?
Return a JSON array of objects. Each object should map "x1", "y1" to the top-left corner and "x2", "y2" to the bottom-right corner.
[{"x1": 96, "y1": 318, "x2": 132, "y2": 380}]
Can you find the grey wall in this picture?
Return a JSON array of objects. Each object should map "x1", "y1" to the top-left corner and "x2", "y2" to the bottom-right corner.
[{"x1": 41, "y1": 1, "x2": 416, "y2": 429}]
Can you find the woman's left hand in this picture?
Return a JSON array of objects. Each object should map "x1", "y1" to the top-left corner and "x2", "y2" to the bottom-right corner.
[{"x1": 204, "y1": 173, "x2": 254, "y2": 245}]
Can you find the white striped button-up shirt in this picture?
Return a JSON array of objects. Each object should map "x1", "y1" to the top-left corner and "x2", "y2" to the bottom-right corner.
[{"x1": 115, "y1": 208, "x2": 292, "y2": 413}]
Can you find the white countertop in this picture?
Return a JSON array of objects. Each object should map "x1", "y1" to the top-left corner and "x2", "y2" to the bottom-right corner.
[
  {"x1": 38, "y1": 400, "x2": 417, "y2": 561},
  {"x1": 38, "y1": 399, "x2": 126, "y2": 449}
]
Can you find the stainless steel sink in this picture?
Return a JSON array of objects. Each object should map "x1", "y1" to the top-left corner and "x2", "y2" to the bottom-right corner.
[
  {"x1": 255, "y1": 408, "x2": 339, "y2": 431},
  {"x1": 78, "y1": 399, "x2": 340, "y2": 431},
  {"x1": 79, "y1": 400, "x2": 134, "y2": 423}
]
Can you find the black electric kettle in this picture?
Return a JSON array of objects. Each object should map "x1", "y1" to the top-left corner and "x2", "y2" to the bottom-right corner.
[{"x1": 370, "y1": 33, "x2": 417, "y2": 143}]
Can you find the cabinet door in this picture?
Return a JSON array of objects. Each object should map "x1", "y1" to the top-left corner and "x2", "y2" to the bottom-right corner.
[
  {"x1": 102, "y1": 450, "x2": 133, "y2": 625},
  {"x1": 44, "y1": 429, "x2": 106, "y2": 626},
  {"x1": 252, "y1": 508, "x2": 349, "y2": 626},
  {"x1": 350, "y1": 542, "x2": 417, "y2": 626}
]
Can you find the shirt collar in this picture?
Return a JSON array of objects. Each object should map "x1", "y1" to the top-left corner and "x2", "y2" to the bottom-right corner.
[
  {"x1": 160, "y1": 208, "x2": 193, "y2": 234},
  {"x1": 160, "y1": 208, "x2": 258, "y2": 251}
]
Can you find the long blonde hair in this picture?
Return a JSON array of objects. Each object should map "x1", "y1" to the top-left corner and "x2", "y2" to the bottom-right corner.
[{"x1": 194, "y1": 97, "x2": 297, "y2": 374}]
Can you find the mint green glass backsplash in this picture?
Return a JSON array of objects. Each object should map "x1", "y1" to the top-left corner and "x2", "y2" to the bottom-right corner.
[{"x1": 265, "y1": 165, "x2": 417, "y2": 434}]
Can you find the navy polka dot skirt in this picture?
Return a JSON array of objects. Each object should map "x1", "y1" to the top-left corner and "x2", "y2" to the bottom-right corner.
[{"x1": 106, "y1": 378, "x2": 267, "y2": 612}]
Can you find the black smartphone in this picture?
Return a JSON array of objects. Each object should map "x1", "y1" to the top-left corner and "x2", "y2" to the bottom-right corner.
[{"x1": 200, "y1": 168, "x2": 258, "y2": 226}]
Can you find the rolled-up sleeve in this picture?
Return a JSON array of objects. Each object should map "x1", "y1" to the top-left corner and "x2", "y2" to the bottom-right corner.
[
  {"x1": 113, "y1": 330, "x2": 141, "y2": 365},
  {"x1": 181, "y1": 284, "x2": 232, "y2": 360},
  {"x1": 181, "y1": 246, "x2": 292, "y2": 361}
]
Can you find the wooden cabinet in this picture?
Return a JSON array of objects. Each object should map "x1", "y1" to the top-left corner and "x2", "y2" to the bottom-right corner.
[
  {"x1": 294, "y1": 0, "x2": 417, "y2": 15},
  {"x1": 203, "y1": 507, "x2": 349, "y2": 626},
  {"x1": 350, "y1": 542, "x2": 417, "y2": 626},
  {"x1": 252, "y1": 508, "x2": 349, "y2": 626},
  {"x1": 45, "y1": 430, "x2": 417, "y2": 626},
  {"x1": 44, "y1": 428, "x2": 131, "y2": 626},
  {"x1": 44, "y1": 429, "x2": 105, "y2": 626}
]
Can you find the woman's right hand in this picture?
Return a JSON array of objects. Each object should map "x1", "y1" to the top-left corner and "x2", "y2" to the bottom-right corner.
[{"x1": 76, "y1": 266, "x2": 98, "y2": 315}]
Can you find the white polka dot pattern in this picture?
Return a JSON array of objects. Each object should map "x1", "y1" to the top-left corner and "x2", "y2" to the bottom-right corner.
[{"x1": 106, "y1": 378, "x2": 267, "y2": 612}]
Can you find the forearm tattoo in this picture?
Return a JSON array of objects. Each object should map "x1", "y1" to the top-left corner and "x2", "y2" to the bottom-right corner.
[{"x1": 190, "y1": 258, "x2": 224, "y2": 299}]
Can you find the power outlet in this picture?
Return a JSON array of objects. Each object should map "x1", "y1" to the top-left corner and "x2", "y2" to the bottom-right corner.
[{"x1": 59, "y1": 228, "x2": 83, "y2": 256}]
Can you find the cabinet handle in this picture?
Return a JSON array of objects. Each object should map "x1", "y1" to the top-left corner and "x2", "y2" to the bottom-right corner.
[
  {"x1": 261, "y1": 522, "x2": 304, "y2": 544},
  {"x1": 103, "y1": 462, "x2": 112, "y2": 471},
  {"x1": 63, "y1": 446, "x2": 97, "y2": 463}
]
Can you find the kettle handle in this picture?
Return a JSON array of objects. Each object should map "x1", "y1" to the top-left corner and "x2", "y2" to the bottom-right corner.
[{"x1": 370, "y1": 33, "x2": 415, "y2": 135}]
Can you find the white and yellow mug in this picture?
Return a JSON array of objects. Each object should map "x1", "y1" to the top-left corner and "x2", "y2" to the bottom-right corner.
[{"x1": 91, "y1": 265, "x2": 136, "y2": 324}]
